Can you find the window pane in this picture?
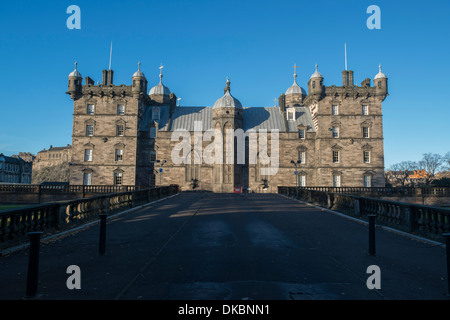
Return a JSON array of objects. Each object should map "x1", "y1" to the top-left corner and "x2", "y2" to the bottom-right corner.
[
  {"x1": 333, "y1": 175, "x2": 341, "y2": 187},
  {"x1": 299, "y1": 175, "x2": 306, "y2": 187},
  {"x1": 298, "y1": 151, "x2": 306, "y2": 164},
  {"x1": 298, "y1": 129, "x2": 305, "y2": 139},
  {"x1": 364, "y1": 175, "x2": 371, "y2": 187},
  {"x1": 363, "y1": 127, "x2": 369, "y2": 138},
  {"x1": 332, "y1": 105, "x2": 338, "y2": 115},
  {"x1": 87, "y1": 104, "x2": 95, "y2": 115},
  {"x1": 333, "y1": 151, "x2": 339, "y2": 163},
  {"x1": 364, "y1": 151, "x2": 370, "y2": 163},
  {"x1": 83, "y1": 173, "x2": 92, "y2": 185},
  {"x1": 84, "y1": 149, "x2": 92, "y2": 161},
  {"x1": 115, "y1": 149, "x2": 123, "y2": 161},
  {"x1": 150, "y1": 151, "x2": 156, "y2": 162},
  {"x1": 332, "y1": 127, "x2": 339, "y2": 138},
  {"x1": 117, "y1": 105, "x2": 125, "y2": 115},
  {"x1": 362, "y1": 105, "x2": 369, "y2": 115},
  {"x1": 114, "y1": 173, "x2": 123, "y2": 185},
  {"x1": 117, "y1": 125, "x2": 124, "y2": 136},
  {"x1": 86, "y1": 125, "x2": 94, "y2": 136}
]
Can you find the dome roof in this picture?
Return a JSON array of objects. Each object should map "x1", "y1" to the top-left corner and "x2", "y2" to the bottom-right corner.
[
  {"x1": 374, "y1": 64, "x2": 387, "y2": 80},
  {"x1": 68, "y1": 62, "x2": 82, "y2": 78},
  {"x1": 132, "y1": 62, "x2": 146, "y2": 78},
  {"x1": 149, "y1": 82, "x2": 171, "y2": 95},
  {"x1": 213, "y1": 91, "x2": 243, "y2": 109},
  {"x1": 310, "y1": 64, "x2": 323, "y2": 79},
  {"x1": 286, "y1": 68, "x2": 306, "y2": 95},
  {"x1": 149, "y1": 65, "x2": 171, "y2": 95}
]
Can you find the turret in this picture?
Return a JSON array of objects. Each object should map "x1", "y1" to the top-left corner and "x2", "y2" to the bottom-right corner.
[
  {"x1": 374, "y1": 64, "x2": 388, "y2": 99},
  {"x1": 308, "y1": 64, "x2": 324, "y2": 97},
  {"x1": 148, "y1": 65, "x2": 173, "y2": 105},
  {"x1": 67, "y1": 62, "x2": 82, "y2": 100},
  {"x1": 132, "y1": 62, "x2": 147, "y2": 98}
]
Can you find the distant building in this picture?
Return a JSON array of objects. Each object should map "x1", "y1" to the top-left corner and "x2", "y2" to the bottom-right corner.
[
  {"x1": 33, "y1": 145, "x2": 72, "y2": 171},
  {"x1": 0, "y1": 153, "x2": 33, "y2": 184}
]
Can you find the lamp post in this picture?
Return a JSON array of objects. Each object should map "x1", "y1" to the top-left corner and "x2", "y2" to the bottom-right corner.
[
  {"x1": 290, "y1": 160, "x2": 301, "y2": 187},
  {"x1": 159, "y1": 160, "x2": 166, "y2": 186}
]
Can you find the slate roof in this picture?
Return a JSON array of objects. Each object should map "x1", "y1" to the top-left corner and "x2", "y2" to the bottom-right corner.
[{"x1": 139, "y1": 105, "x2": 315, "y2": 133}]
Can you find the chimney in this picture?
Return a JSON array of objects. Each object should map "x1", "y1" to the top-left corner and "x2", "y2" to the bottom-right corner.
[
  {"x1": 107, "y1": 70, "x2": 114, "y2": 85},
  {"x1": 102, "y1": 70, "x2": 108, "y2": 85},
  {"x1": 342, "y1": 70, "x2": 348, "y2": 87},
  {"x1": 348, "y1": 70, "x2": 354, "y2": 86}
]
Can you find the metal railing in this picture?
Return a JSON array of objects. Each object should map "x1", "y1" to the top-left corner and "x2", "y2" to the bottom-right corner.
[
  {"x1": 0, "y1": 185, "x2": 179, "y2": 250},
  {"x1": 279, "y1": 186, "x2": 450, "y2": 242},
  {"x1": 292, "y1": 186, "x2": 450, "y2": 196}
]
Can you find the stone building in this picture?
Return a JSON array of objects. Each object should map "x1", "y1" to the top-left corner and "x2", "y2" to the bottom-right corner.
[
  {"x1": 67, "y1": 62, "x2": 388, "y2": 192},
  {"x1": 33, "y1": 145, "x2": 72, "y2": 171},
  {"x1": 0, "y1": 153, "x2": 33, "y2": 184}
]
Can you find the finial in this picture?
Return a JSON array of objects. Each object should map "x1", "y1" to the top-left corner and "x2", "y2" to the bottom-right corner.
[
  {"x1": 315, "y1": 64, "x2": 318, "y2": 71},
  {"x1": 273, "y1": 98, "x2": 278, "y2": 107},
  {"x1": 138, "y1": 61, "x2": 141, "y2": 70},
  {"x1": 224, "y1": 77, "x2": 231, "y2": 94},
  {"x1": 379, "y1": 64, "x2": 382, "y2": 72},
  {"x1": 293, "y1": 63, "x2": 299, "y2": 78},
  {"x1": 159, "y1": 63, "x2": 164, "y2": 82},
  {"x1": 74, "y1": 61, "x2": 78, "y2": 70},
  {"x1": 177, "y1": 97, "x2": 181, "y2": 106}
]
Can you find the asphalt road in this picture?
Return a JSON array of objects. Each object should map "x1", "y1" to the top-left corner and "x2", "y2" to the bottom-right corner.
[{"x1": 0, "y1": 192, "x2": 448, "y2": 300}]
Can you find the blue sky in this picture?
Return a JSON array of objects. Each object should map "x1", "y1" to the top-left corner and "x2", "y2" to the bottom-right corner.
[{"x1": 0, "y1": 0, "x2": 449, "y2": 168}]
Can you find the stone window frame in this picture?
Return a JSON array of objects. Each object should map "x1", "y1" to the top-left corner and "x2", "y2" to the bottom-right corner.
[
  {"x1": 331, "y1": 144, "x2": 342, "y2": 164},
  {"x1": 331, "y1": 104, "x2": 339, "y2": 115},
  {"x1": 297, "y1": 145, "x2": 307, "y2": 165},
  {"x1": 116, "y1": 119, "x2": 126, "y2": 137},
  {"x1": 83, "y1": 143, "x2": 95, "y2": 162},
  {"x1": 286, "y1": 107, "x2": 296, "y2": 121},
  {"x1": 297, "y1": 124, "x2": 306, "y2": 139},
  {"x1": 149, "y1": 121, "x2": 158, "y2": 139},
  {"x1": 361, "y1": 121, "x2": 372, "y2": 139},
  {"x1": 85, "y1": 119, "x2": 96, "y2": 136},
  {"x1": 150, "y1": 151, "x2": 157, "y2": 163},
  {"x1": 114, "y1": 142, "x2": 125, "y2": 162},
  {"x1": 86, "y1": 102, "x2": 96, "y2": 115},
  {"x1": 363, "y1": 171, "x2": 374, "y2": 187},
  {"x1": 331, "y1": 119, "x2": 341, "y2": 139},
  {"x1": 152, "y1": 107, "x2": 161, "y2": 121},
  {"x1": 113, "y1": 168, "x2": 124, "y2": 186},
  {"x1": 297, "y1": 170, "x2": 307, "y2": 187},
  {"x1": 117, "y1": 103, "x2": 126, "y2": 115},
  {"x1": 362, "y1": 104, "x2": 369, "y2": 115},
  {"x1": 332, "y1": 171, "x2": 342, "y2": 187}
]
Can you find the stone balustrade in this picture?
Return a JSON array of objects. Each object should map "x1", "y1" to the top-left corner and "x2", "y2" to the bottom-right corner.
[
  {"x1": 279, "y1": 186, "x2": 450, "y2": 242},
  {"x1": 0, "y1": 186, "x2": 179, "y2": 250}
]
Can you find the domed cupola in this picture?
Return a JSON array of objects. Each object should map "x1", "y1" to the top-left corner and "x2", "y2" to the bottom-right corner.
[
  {"x1": 374, "y1": 64, "x2": 387, "y2": 80},
  {"x1": 149, "y1": 65, "x2": 171, "y2": 96},
  {"x1": 132, "y1": 62, "x2": 147, "y2": 97},
  {"x1": 68, "y1": 61, "x2": 82, "y2": 78},
  {"x1": 67, "y1": 61, "x2": 82, "y2": 100},
  {"x1": 285, "y1": 64, "x2": 306, "y2": 105},
  {"x1": 308, "y1": 64, "x2": 324, "y2": 97},
  {"x1": 213, "y1": 78, "x2": 243, "y2": 109}
]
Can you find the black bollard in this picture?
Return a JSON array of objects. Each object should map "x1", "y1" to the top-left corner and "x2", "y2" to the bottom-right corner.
[
  {"x1": 99, "y1": 214, "x2": 107, "y2": 255},
  {"x1": 25, "y1": 232, "x2": 43, "y2": 299},
  {"x1": 368, "y1": 214, "x2": 376, "y2": 256},
  {"x1": 443, "y1": 233, "x2": 450, "y2": 296}
]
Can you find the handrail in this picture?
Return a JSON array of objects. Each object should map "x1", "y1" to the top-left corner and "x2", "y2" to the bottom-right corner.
[
  {"x1": 278, "y1": 186, "x2": 450, "y2": 242},
  {"x1": 0, "y1": 185, "x2": 180, "y2": 250}
]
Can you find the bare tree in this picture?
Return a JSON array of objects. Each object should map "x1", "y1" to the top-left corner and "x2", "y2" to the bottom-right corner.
[
  {"x1": 389, "y1": 161, "x2": 418, "y2": 186},
  {"x1": 418, "y1": 153, "x2": 443, "y2": 185},
  {"x1": 444, "y1": 151, "x2": 450, "y2": 170}
]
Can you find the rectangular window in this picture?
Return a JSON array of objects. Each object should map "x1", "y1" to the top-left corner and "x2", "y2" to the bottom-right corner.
[
  {"x1": 115, "y1": 149, "x2": 123, "y2": 161},
  {"x1": 116, "y1": 125, "x2": 124, "y2": 136},
  {"x1": 298, "y1": 129, "x2": 305, "y2": 139},
  {"x1": 114, "y1": 173, "x2": 123, "y2": 185},
  {"x1": 332, "y1": 127, "x2": 339, "y2": 138},
  {"x1": 117, "y1": 105, "x2": 125, "y2": 115},
  {"x1": 86, "y1": 125, "x2": 94, "y2": 136},
  {"x1": 298, "y1": 151, "x2": 306, "y2": 164},
  {"x1": 364, "y1": 175, "x2": 372, "y2": 187},
  {"x1": 87, "y1": 104, "x2": 95, "y2": 115},
  {"x1": 152, "y1": 108, "x2": 160, "y2": 121},
  {"x1": 333, "y1": 175, "x2": 341, "y2": 187},
  {"x1": 332, "y1": 105, "x2": 339, "y2": 115},
  {"x1": 149, "y1": 173, "x2": 156, "y2": 187},
  {"x1": 363, "y1": 127, "x2": 370, "y2": 138},
  {"x1": 150, "y1": 127, "x2": 157, "y2": 138},
  {"x1": 362, "y1": 105, "x2": 369, "y2": 115},
  {"x1": 363, "y1": 151, "x2": 370, "y2": 163},
  {"x1": 287, "y1": 110, "x2": 295, "y2": 121},
  {"x1": 83, "y1": 173, "x2": 92, "y2": 186},
  {"x1": 150, "y1": 151, "x2": 156, "y2": 163},
  {"x1": 332, "y1": 151, "x2": 339, "y2": 163},
  {"x1": 299, "y1": 175, "x2": 306, "y2": 187},
  {"x1": 84, "y1": 149, "x2": 93, "y2": 162}
]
